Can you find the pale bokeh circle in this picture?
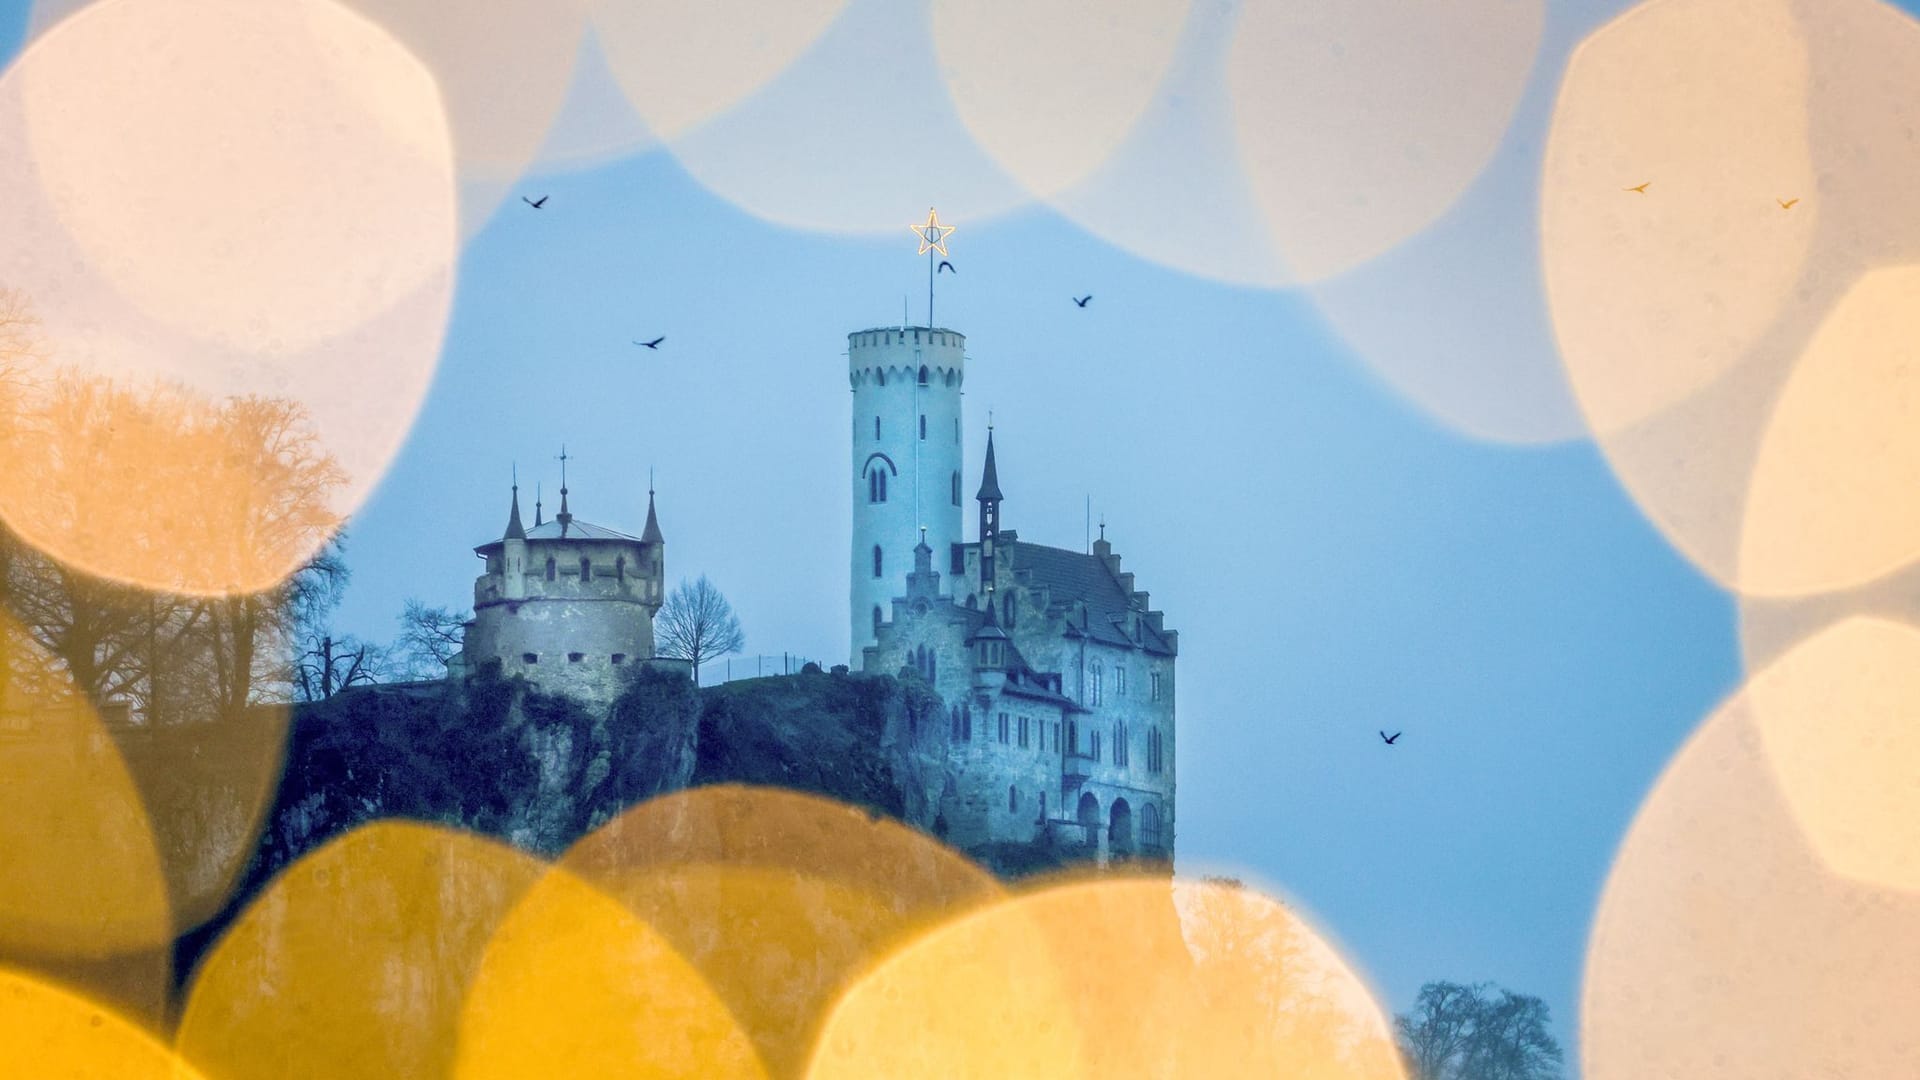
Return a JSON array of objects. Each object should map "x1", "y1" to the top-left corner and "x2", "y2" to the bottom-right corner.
[
  {"x1": 1227, "y1": 0, "x2": 1544, "y2": 284},
  {"x1": 931, "y1": 0, "x2": 1190, "y2": 201},
  {"x1": 590, "y1": 0, "x2": 845, "y2": 143},
  {"x1": 809, "y1": 876, "x2": 1405, "y2": 1078},
  {"x1": 1545, "y1": 0, "x2": 1920, "y2": 592},
  {"x1": 1737, "y1": 267, "x2": 1920, "y2": 596},
  {"x1": 0, "y1": 0, "x2": 456, "y2": 595},
  {"x1": 1585, "y1": 615, "x2": 1920, "y2": 1078}
]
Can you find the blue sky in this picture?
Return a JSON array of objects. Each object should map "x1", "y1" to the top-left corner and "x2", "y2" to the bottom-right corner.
[{"x1": 4, "y1": 0, "x2": 1830, "y2": 1065}]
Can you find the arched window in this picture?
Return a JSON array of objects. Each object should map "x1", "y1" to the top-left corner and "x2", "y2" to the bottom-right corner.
[
  {"x1": 876, "y1": 369, "x2": 886, "y2": 386},
  {"x1": 1141, "y1": 803, "x2": 1162, "y2": 850},
  {"x1": 545, "y1": 557, "x2": 556, "y2": 582},
  {"x1": 579, "y1": 557, "x2": 591, "y2": 581},
  {"x1": 1090, "y1": 659, "x2": 1104, "y2": 706},
  {"x1": 1009, "y1": 785, "x2": 1019, "y2": 813},
  {"x1": 918, "y1": 364, "x2": 929, "y2": 385},
  {"x1": 873, "y1": 545, "x2": 884, "y2": 578}
]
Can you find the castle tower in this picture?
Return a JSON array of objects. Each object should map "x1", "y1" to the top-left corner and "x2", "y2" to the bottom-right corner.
[{"x1": 849, "y1": 325, "x2": 965, "y2": 658}]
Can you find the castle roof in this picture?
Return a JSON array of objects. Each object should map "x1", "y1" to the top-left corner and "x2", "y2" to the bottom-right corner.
[
  {"x1": 474, "y1": 515, "x2": 650, "y2": 555},
  {"x1": 1004, "y1": 539, "x2": 1176, "y2": 655},
  {"x1": 641, "y1": 488, "x2": 664, "y2": 544},
  {"x1": 975, "y1": 429, "x2": 1003, "y2": 502}
]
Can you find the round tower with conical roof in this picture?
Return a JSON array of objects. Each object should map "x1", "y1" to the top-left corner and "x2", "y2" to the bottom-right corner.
[{"x1": 848, "y1": 325, "x2": 966, "y2": 660}]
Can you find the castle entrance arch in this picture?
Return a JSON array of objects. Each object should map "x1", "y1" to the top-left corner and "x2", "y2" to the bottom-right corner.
[
  {"x1": 1109, "y1": 798, "x2": 1133, "y2": 858},
  {"x1": 1077, "y1": 791, "x2": 1100, "y2": 848}
]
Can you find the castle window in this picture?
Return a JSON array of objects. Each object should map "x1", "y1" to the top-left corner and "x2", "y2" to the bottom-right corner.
[
  {"x1": 1054, "y1": 721, "x2": 1060, "y2": 752},
  {"x1": 616, "y1": 556, "x2": 625, "y2": 583},
  {"x1": 918, "y1": 364, "x2": 929, "y2": 385},
  {"x1": 875, "y1": 416, "x2": 881, "y2": 439},
  {"x1": 1114, "y1": 723, "x2": 1128, "y2": 766},
  {"x1": 568, "y1": 652, "x2": 584, "y2": 663},
  {"x1": 951, "y1": 471, "x2": 960, "y2": 506},
  {"x1": 1091, "y1": 729, "x2": 1101, "y2": 762},
  {"x1": 1009, "y1": 785, "x2": 1018, "y2": 813},
  {"x1": 951, "y1": 543, "x2": 965, "y2": 575},
  {"x1": 998, "y1": 712, "x2": 1009, "y2": 744},
  {"x1": 873, "y1": 605, "x2": 883, "y2": 634},
  {"x1": 1148, "y1": 727, "x2": 1163, "y2": 774},
  {"x1": 873, "y1": 545, "x2": 884, "y2": 578},
  {"x1": 545, "y1": 557, "x2": 556, "y2": 582},
  {"x1": 919, "y1": 414, "x2": 926, "y2": 440},
  {"x1": 1090, "y1": 660, "x2": 1104, "y2": 706},
  {"x1": 868, "y1": 469, "x2": 888, "y2": 503},
  {"x1": 953, "y1": 417, "x2": 959, "y2": 442},
  {"x1": 611, "y1": 654, "x2": 626, "y2": 665},
  {"x1": 1117, "y1": 667, "x2": 1126, "y2": 697},
  {"x1": 523, "y1": 653, "x2": 538, "y2": 664},
  {"x1": 1018, "y1": 716, "x2": 1029, "y2": 748},
  {"x1": 876, "y1": 369, "x2": 886, "y2": 386},
  {"x1": 1068, "y1": 719, "x2": 1078, "y2": 755},
  {"x1": 1040, "y1": 790, "x2": 1047, "y2": 822},
  {"x1": 580, "y1": 557, "x2": 591, "y2": 581}
]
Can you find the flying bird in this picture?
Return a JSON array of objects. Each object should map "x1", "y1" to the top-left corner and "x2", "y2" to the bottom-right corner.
[
  {"x1": 522, "y1": 195, "x2": 549, "y2": 209},
  {"x1": 1379, "y1": 730, "x2": 1402, "y2": 745},
  {"x1": 1625, "y1": 182, "x2": 1650, "y2": 194},
  {"x1": 1778, "y1": 197, "x2": 1799, "y2": 209},
  {"x1": 634, "y1": 336, "x2": 664, "y2": 349},
  {"x1": 938, "y1": 260, "x2": 956, "y2": 274},
  {"x1": 1072, "y1": 295, "x2": 1092, "y2": 307}
]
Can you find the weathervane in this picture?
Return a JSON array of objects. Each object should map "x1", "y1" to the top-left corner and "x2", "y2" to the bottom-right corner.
[{"x1": 909, "y1": 207, "x2": 954, "y2": 330}]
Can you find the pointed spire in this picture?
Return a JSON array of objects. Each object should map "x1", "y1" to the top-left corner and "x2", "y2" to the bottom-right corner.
[
  {"x1": 641, "y1": 468, "x2": 664, "y2": 544},
  {"x1": 555, "y1": 444, "x2": 572, "y2": 535},
  {"x1": 975, "y1": 423, "x2": 1003, "y2": 502},
  {"x1": 535, "y1": 481, "x2": 544, "y2": 527},
  {"x1": 504, "y1": 464, "x2": 526, "y2": 540}
]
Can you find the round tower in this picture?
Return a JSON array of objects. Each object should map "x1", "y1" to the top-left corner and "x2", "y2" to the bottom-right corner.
[{"x1": 849, "y1": 325, "x2": 965, "y2": 659}]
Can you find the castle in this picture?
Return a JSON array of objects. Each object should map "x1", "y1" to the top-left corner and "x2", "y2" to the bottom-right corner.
[
  {"x1": 848, "y1": 326, "x2": 1177, "y2": 864},
  {"x1": 456, "y1": 322, "x2": 1178, "y2": 865},
  {"x1": 457, "y1": 462, "x2": 680, "y2": 700}
]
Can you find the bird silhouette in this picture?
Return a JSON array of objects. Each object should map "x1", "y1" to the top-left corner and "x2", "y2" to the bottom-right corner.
[
  {"x1": 1379, "y1": 730, "x2": 1402, "y2": 745},
  {"x1": 1073, "y1": 295, "x2": 1092, "y2": 307},
  {"x1": 523, "y1": 195, "x2": 549, "y2": 209},
  {"x1": 1778, "y1": 197, "x2": 1799, "y2": 209},
  {"x1": 1625, "y1": 182, "x2": 1650, "y2": 194},
  {"x1": 634, "y1": 336, "x2": 664, "y2": 349},
  {"x1": 938, "y1": 260, "x2": 956, "y2": 274}
]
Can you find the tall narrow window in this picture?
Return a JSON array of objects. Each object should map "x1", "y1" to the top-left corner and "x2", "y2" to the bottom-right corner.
[
  {"x1": 1053, "y1": 721, "x2": 1061, "y2": 752},
  {"x1": 1068, "y1": 720, "x2": 1078, "y2": 755},
  {"x1": 1091, "y1": 729, "x2": 1101, "y2": 761},
  {"x1": 873, "y1": 545, "x2": 883, "y2": 578},
  {"x1": 877, "y1": 470, "x2": 887, "y2": 501},
  {"x1": 1151, "y1": 672, "x2": 1162, "y2": 702},
  {"x1": 873, "y1": 605, "x2": 883, "y2": 634},
  {"x1": 951, "y1": 471, "x2": 960, "y2": 506},
  {"x1": 998, "y1": 712, "x2": 1009, "y2": 744},
  {"x1": 579, "y1": 557, "x2": 591, "y2": 581},
  {"x1": 963, "y1": 708, "x2": 972, "y2": 742},
  {"x1": 1117, "y1": 667, "x2": 1127, "y2": 696},
  {"x1": 918, "y1": 364, "x2": 929, "y2": 385},
  {"x1": 953, "y1": 417, "x2": 959, "y2": 443},
  {"x1": 920, "y1": 415, "x2": 927, "y2": 440},
  {"x1": 616, "y1": 556, "x2": 625, "y2": 583},
  {"x1": 1090, "y1": 660, "x2": 1104, "y2": 706},
  {"x1": 874, "y1": 416, "x2": 881, "y2": 439},
  {"x1": 1009, "y1": 785, "x2": 1018, "y2": 813},
  {"x1": 545, "y1": 557, "x2": 556, "y2": 582}
]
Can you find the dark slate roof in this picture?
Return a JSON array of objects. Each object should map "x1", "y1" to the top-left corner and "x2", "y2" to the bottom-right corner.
[
  {"x1": 504, "y1": 486, "x2": 526, "y2": 541},
  {"x1": 975, "y1": 430, "x2": 1003, "y2": 502},
  {"x1": 641, "y1": 491, "x2": 664, "y2": 544},
  {"x1": 1006, "y1": 540, "x2": 1175, "y2": 655},
  {"x1": 476, "y1": 516, "x2": 648, "y2": 554}
]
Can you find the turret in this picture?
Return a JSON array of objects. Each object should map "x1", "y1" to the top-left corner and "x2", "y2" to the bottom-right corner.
[
  {"x1": 976, "y1": 426, "x2": 1002, "y2": 600},
  {"x1": 502, "y1": 472, "x2": 527, "y2": 600},
  {"x1": 849, "y1": 325, "x2": 966, "y2": 660}
]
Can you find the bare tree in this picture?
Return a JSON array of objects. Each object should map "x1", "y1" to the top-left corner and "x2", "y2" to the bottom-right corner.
[
  {"x1": 395, "y1": 599, "x2": 468, "y2": 679},
  {"x1": 1397, "y1": 981, "x2": 1564, "y2": 1080},
  {"x1": 292, "y1": 632, "x2": 388, "y2": 702},
  {"x1": 654, "y1": 575, "x2": 744, "y2": 684}
]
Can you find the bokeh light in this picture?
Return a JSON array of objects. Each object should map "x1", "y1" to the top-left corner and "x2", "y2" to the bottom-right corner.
[
  {"x1": 0, "y1": 0, "x2": 456, "y2": 595},
  {"x1": 810, "y1": 876, "x2": 1405, "y2": 1077},
  {"x1": 1546, "y1": 0, "x2": 1920, "y2": 591},
  {"x1": 0, "y1": 968, "x2": 208, "y2": 1079},
  {"x1": 0, "y1": 609, "x2": 172, "y2": 961},
  {"x1": 455, "y1": 866, "x2": 767, "y2": 1080},
  {"x1": 558, "y1": 785, "x2": 1003, "y2": 1076},
  {"x1": 178, "y1": 821, "x2": 550, "y2": 1080},
  {"x1": 1585, "y1": 616, "x2": 1920, "y2": 1078},
  {"x1": 1228, "y1": 0, "x2": 1543, "y2": 284},
  {"x1": 931, "y1": 0, "x2": 1189, "y2": 201}
]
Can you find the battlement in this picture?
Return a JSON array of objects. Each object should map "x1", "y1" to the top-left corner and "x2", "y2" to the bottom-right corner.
[{"x1": 847, "y1": 326, "x2": 966, "y2": 389}]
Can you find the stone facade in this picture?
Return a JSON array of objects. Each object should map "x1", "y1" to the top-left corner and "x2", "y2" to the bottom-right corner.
[
  {"x1": 462, "y1": 479, "x2": 670, "y2": 703},
  {"x1": 861, "y1": 424, "x2": 1178, "y2": 868}
]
